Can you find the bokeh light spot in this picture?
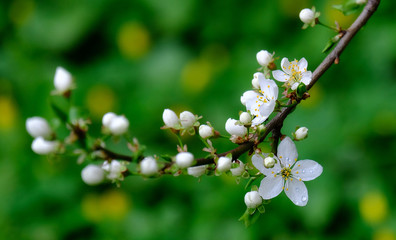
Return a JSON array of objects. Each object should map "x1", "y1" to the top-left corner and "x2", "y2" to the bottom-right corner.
[
  {"x1": 325, "y1": 0, "x2": 357, "y2": 29},
  {"x1": 373, "y1": 228, "x2": 396, "y2": 240},
  {"x1": 86, "y1": 85, "x2": 116, "y2": 120},
  {"x1": 181, "y1": 59, "x2": 212, "y2": 94},
  {"x1": 9, "y1": 0, "x2": 35, "y2": 26},
  {"x1": 300, "y1": 83, "x2": 322, "y2": 109},
  {"x1": 0, "y1": 96, "x2": 18, "y2": 130},
  {"x1": 359, "y1": 191, "x2": 388, "y2": 225},
  {"x1": 99, "y1": 190, "x2": 131, "y2": 220},
  {"x1": 117, "y1": 22, "x2": 151, "y2": 59}
]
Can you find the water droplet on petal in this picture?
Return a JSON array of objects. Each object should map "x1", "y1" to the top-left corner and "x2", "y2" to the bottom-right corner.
[{"x1": 302, "y1": 196, "x2": 307, "y2": 202}]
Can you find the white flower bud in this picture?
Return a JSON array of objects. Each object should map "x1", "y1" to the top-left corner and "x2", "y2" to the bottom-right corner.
[
  {"x1": 180, "y1": 111, "x2": 196, "y2": 128},
  {"x1": 299, "y1": 8, "x2": 315, "y2": 24},
  {"x1": 102, "y1": 160, "x2": 125, "y2": 180},
  {"x1": 102, "y1": 112, "x2": 117, "y2": 128},
  {"x1": 162, "y1": 109, "x2": 179, "y2": 128},
  {"x1": 239, "y1": 112, "x2": 252, "y2": 125},
  {"x1": 31, "y1": 137, "x2": 58, "y2": 155},
  {"x1": 244, "y1": 191, "x2": 262, "y2": 208},
  {"x1": 26, "y1": 117, "x2": 52, "y2": 138},
  {"x1": 230, "y1": 160, "x2": 245, "y2": 176},
  {"x1": 264, "y1": 156, "x2": 275, "y2": 168},
  {"x1": 108, "y1": 115, "x2": 129, "y2": 135},
  {"x1": 256, "y1": 50, "x2": 272, "y2": 67},
  {"x1": 81, "y1": 164, "x2": 105, "y2": 185},
  {"x1": 187, "y1": 165, "x2": 207, "y2": 177},
  {"x1": 225, "y1": 118, "x2": 247, "y2": 137},
  {"x1": 241, "y1": 90, "x2": 259, "y2": 106},
  {"x1": 217, "y1": 156, "x2": 232, "y2": 172},
  {"x1": 295, "y1": 127, "x2": 308, "y2": 140},
  {"x1": 175, "y1": 152, "x2": 194, "y2": 168},
  {"x1": 199, "y1": 125, "x2": 214, "y2": 139},
  {"x1": 140, "y1": 156, "x2": 158, "y2": 176},
  {"x1": 54, "y1": 66, "x2": 73, "y2": 93}
]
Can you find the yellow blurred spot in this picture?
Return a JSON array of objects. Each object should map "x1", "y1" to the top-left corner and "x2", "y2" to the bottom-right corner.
[
  {"x1": 359, "y1": 192, "x2": 388, "y2": 225},
  {"x1": 372, "y1": 111, "x2": 396, "y2": 136},
  {"x1": 81, "y1": 193, "x2": 102, "y2": 222},
  {"x1": 373, "y1": 229, "x2": 396, "y2": 240},
  {"x1": 324, "y1": 0, "x2": 357, "y2": 29},
  {"x1": 0, "y1": 96, "x2": 18, "y2": 130},
  {"x1": 181, "y1": 59, "x2": 212, "y2": 94},
  {"x1": 9, "y1": 0, "x2": 35, "y2": 26},
  {"x1": 117, "y1": 22, "x2": 151, "y2": 59},
  {"x1": 279, "y1": 0, "x2": 309, "y2": 17},
  {"x1": 86, "y1": 85, "x2": 116, "y2": 119},
  {"x1": 81, "y1": 190, "x2": 131, "y2": 222},
  {"x1": 99, "y1": 190, "x2": 130, "y2": 220},
  {"x1": 300, "y1": 83, "x2": 322, "y2": 109}
]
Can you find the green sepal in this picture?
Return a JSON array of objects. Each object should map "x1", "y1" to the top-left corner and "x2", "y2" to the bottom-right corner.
[
  {"x1": 160, "y1": 154, "x2": 173, "y2": 162},
  {"x1": 333, "y1": 0, "x2": 363, "y2": 16},
  {"x1": 257, "y1": 205, "x2": 266, "y2": 214},
  {"x1": 238, "y1": 208, "x2": 261, "y2": 227}
]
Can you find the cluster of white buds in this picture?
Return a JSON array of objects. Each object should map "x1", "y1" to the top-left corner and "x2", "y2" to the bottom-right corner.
[
  {"x1": 102, "y1": 160, "x2": 127, "y2": 181},
  {"x1": 162, "y1": 109, "x2": 200, "y2": 134},
  {"x1": 102, "y1": 112, "x2": 130, "y2": 135},
  {"x1": 140, "y1": 156, "x2": 158, "y2": 176},
  {"x1": 26, "y1": 117, "x2": 59, "y2": 155},
  {"x1": 54, "y1": 66, "x2": 74, "y2": 94}
]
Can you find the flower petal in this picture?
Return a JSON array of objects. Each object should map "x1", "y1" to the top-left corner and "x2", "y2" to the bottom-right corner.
[
  {"x1": 291, "y1": 82, "x2": 299, "y2": 90},
  {"x1": 251, "y1": 154, "x2": 281, "y2": 176},
  {"x1": 259, "y1": 101, "x2": 275, "y2": 120},
  {"x1": 272, "y1": 70, "x2": 289, "y2": 82},
  {"x1": 292, "y1": 160, "x2": 323, "y2": 181},
  {"x1": 284, "y1": 178, "x2": 308, "y2": 206},
  {"x1": 301, "y1": 77, "x2": 311, "y2": 86},
  {"x1": 277, "y1": 137, "x2": 298, "y2": 167},
  {"x1": 297, "y1": 58, "x2": 308, "y2": 71},
  {"x1": 251, "y1": 115, "x2": 266, "y2": 126},
  {"x1": 280, "y1": 58, "x2": 292, "y2": 74},
  {"x1": 258, "y1": 175, "x2": 284, "y2": 200}
]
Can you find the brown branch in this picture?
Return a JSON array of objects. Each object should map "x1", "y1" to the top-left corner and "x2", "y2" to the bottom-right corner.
[{"x1": 194, "y1": 0, "x2": 380, "y2": 166}]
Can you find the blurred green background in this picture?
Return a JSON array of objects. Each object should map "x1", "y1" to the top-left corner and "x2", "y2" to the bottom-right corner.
[{"x1": 1, "y1": 0, "x2": 396, "y2": 239}]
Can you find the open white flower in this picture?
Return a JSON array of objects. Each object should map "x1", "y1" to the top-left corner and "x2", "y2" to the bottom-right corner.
[
  {"x1": 272, "y1": 58, "x2": 312, "y2": 90},
  {"x1": 245, "y1": 77, "x2": 278, "y2": 126},
  {"x1": 252, "y1": 137, "x2": 322, "y2": 206}
]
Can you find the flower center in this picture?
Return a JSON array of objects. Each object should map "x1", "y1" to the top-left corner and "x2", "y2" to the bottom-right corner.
[{"x1": 281, "y1": 167, "x2": 292, "y2": 179}]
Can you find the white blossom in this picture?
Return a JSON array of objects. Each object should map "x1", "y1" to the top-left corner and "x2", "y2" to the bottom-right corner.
[
  {"x1": 108, "y1": 115, "x2": 129, "y2": 135},
  {"x1": 225, "y1": 118, "x2": 247, "y2": 137},
  {"x1": 162, "y1": 109, "x2": 179, "y2": 128},
  {"x1": 140, "y1": 156, "x2": 158, "y2": 176},
  {"x1": 31, "y1": 137, "x2": 58, "y2": 155},
  {"x1": 256, "y1": 50, "x2": 273, "y2": 67},
  {"x1": 299, "y1": 8, "x2": 315, "y2": 24},
  {"x1": 175, "y1": 152, "x2": 194, "y2": 168},
  {"x1": 230, "y1": 160, "x2": 245, "y2": 176},
  {"x1": 102, "y1": 160, "x2": 126, "y2": 180},
  {"x1": 239, "y1": 112, "x2": 252, "y2": 125},
  {"x1": 199, "y1": 125, "x2": 214, "y2": 139},
  {"x1": 244, "y1": 191, "x2": 263, "y2": 208},
  {"x1": 187, "y1": 165, "x2": 207, "y2": 177},
  {"x1": 295, "y1": 127, "x2": 308, "y2": 140},
  {"x1": 81, "y1": 164, "x2": 105, "y2": 185},
  {"x1": 241, "y1": 90, "x2": 259, "y2": 106},
  {"x1": 217, "y1": 156, "x2": 232, "y2": 172},
  {"x1": 252, "y1": 72, "x2": 265, "y2": 89},
  {"x1": 26, "y1": 117, "x2": 52, "y2": 138},
  {"x1": 180, "y1": 111, "x2": 196, "y2": 129},
  {"x1": 272, "y1": 57, "x2": 312, "y2": 90},
  {"x1": 245, "y1": 77, "x2": 278, "y2": 126},
  {"x1": 54, "y1": 66, "x2": 73, "y2": 93},
  {"x1": 252, "y1": 137, "x2": 322, "y2": 206}
]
